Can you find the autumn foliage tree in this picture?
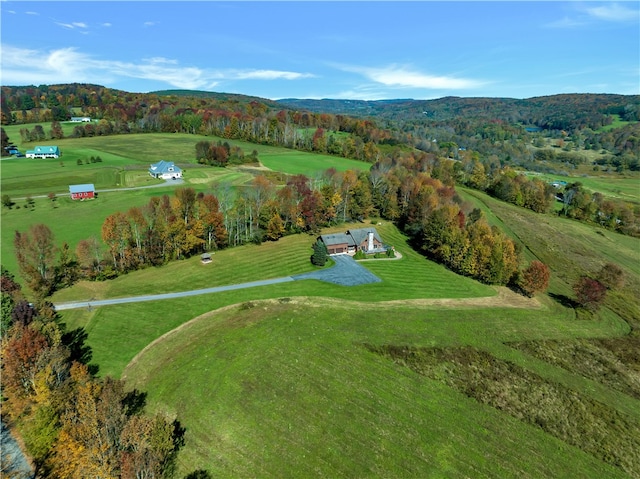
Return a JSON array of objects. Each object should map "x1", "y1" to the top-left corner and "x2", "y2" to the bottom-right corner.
[
  {"x1": 573, "y1": 276, "x2": 607, "y2": 311},
  {"x1": 596, "y1": 262, "x2": 625, "y2": 290},
  {"x1": 14, "y1": 224, "x2": 57, "y2": 298},
  {"x1": 519, "y1": 261, "x2": 551, "y2": 297}
]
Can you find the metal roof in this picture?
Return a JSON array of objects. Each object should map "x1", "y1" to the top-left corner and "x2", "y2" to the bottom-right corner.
[{"x1": 69, "y1": 184, "x2": 95, "y2": 193}]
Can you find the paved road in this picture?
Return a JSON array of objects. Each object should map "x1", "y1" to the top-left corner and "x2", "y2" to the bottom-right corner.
[
  {"x1": 1, "y1": 421, "x2": 34, "y2": 479},
  {"x1": 54, "y1": 255, "x2": 380, "y2": 311}
]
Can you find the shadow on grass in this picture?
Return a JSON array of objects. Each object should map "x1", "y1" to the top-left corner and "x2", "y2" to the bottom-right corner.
[{"x1": 549, "y1": 292, "x2": 580, "y2": 309}]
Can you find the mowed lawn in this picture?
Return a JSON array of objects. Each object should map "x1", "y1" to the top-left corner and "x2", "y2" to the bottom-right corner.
[
  {"x1": 121, "y1": 299, "x2": 632, "y2": 479},
  {"x1": 54, "y1": 221, "x2": 498, "y2": 376}
]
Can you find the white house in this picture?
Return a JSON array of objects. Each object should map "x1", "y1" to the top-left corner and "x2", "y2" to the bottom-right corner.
[
  {"x1": 70, "y1": 116, "x2": 92, "y2": 122},
  {"x1": 149, "y1": 160, "x2": 183, "y2": 179},
  {"x1": 25, "y1": 146, "x2": 60, "y2": 159}
]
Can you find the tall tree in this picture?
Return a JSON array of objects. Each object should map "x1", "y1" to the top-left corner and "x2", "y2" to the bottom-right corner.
[
  {"x1": 120, "y1": 414, "x2": 182, "y2": 479},
  {"x1": 48, "y1": 366, "x2": 125, "y2": 479},
  {"x1": 310, "y1": 238, "x2": 328, "y2": 266},
  {"x1": 14, "y1": 224, "x2": 57, "y2": 298},
  {"x1": 1, "y1": 324, "x2": 50, "y2": 418}
]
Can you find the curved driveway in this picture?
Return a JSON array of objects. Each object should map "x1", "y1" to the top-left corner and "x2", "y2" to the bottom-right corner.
[
  {"x1": 54, "y1": 254, "x2": 380, "y2": 311},
  {"x1": 292, "y1": 254, "x2": 382, "y2": 286}
]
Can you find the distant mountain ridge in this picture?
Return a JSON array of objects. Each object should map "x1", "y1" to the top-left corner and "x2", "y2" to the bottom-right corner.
[
  {"x1": 2, "y1": 83, "x2": 638, "y2": 131},
  {"x1": 276, "y1": 94, "x2": 640, "y2": 125}
]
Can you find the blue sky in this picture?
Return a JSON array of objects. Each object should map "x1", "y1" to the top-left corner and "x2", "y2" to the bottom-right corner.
[{"x1": 1, "y1": 1, "x2": 638, "y2": 100}]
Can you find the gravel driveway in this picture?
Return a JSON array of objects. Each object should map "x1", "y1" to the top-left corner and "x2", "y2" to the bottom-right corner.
[
  {"x1": 54, "y1": 255, "x2": 381, "y2": 311},
  {"x1": 292, "y1": 254, "x2": 381, "y2": 286}
]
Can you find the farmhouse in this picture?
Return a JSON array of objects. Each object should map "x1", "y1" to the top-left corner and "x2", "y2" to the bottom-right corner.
[
  {"x1": 25, "y1": 146, "x2": 60, "y2": 159},
  {"x1": 149, "y1": 160, "x2": 182, "y2": 179},
  {"x1": 70, "y1": 116, "x2": 91, "y2": 122},
  {"x1": 319, "y1": 227, "x2": 385, "y2": 255},
  {"x1": 69, "y1": 184, "x2": 95, "y2": 200}
]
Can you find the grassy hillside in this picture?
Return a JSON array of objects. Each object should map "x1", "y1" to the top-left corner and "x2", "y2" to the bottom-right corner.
[
  {"x1": 54, "y1": 206, "x2": 638, "y2": 477},
  {"x1": 122, "y1": 300, "x2": 632, "y2": 478},
  {"x1": 523, "y1": 171, "x2": 640, "y2": 204},
  {"x1": 109, "y1": 192, "x2": 639, "y2": 478}
]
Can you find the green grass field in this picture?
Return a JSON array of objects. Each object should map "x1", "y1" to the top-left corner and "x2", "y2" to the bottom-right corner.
[
  {"x1": 4, "y1": 128, "x2": 640, "y2": 478},
  {"x1": 122, "y1": 300, "x2": 631, "y2": 478},
  {"x1": 597, "y1": 114, "x2": 635, "y2": 132},
  {"x1": 523, "y1": 171, "x2": 640, "y2": 204}
]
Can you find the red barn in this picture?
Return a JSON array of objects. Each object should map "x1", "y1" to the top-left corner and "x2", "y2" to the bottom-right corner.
[{"x1": 69, "y1": 184, "x2": 95, "y2": 200}]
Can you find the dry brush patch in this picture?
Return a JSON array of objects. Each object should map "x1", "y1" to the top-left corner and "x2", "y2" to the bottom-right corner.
[
  {"x1": 368, "y1": 344, "x2": 640, "y2": 478},
  {"x1": 511, "y1": 337, "x2": 640, "y2": 400}
]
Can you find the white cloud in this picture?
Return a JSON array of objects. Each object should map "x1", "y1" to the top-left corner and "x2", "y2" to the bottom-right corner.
[
  {"x1": 544, "y1": 16, "x2": 588, "y2": 29},
  {"x1": 143, "y1": 21, "x2": 156, "y2": 27},
  {"x1": 586, "y1": 3, "x2": 639, "y2": 22},
  {"x1": 102, "y1": 23, "x2": 112, "y2": 27},
  {"x1": 339, "y1": 64, "x2": 485, "y2": 90},
  {"x1": 54, "y1": 20, "x2": 89, "y2": 31},
  {"x1": 544, "y1": 3, "x2": 638, "y2": 29},
  {"x1": 143, "y1": 57, "x2": 179, "y2": 65},
  {"x1": 0, "y1": 45, "x2": 315, "y2": 90},
  {"x1": 25, "y1": 11, "x2": 39, "y2": 16},
  {"x1": 231, "y1": 70, "x2": 314, "y2": 81}
]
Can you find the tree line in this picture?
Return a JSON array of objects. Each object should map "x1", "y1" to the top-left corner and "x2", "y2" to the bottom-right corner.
[{"x1": 0, "y1": 267, "x2": 217, "y2": 478}]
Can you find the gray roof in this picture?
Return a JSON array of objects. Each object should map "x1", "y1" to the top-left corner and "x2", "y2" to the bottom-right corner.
[
  {"x1": 320, "y1": 232, "x2": 352, "y2": 247},
  {"x1": 347, "y1": 227, "x2": 382, "y2": 245},
  {"x1": 320, "y1": 227, "x2": 383, "y2": 247}
]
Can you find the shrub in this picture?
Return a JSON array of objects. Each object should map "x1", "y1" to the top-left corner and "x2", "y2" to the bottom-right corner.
[
  {"x1": 519, "y1": 261, "x2": 550, "y2": 297},
  {"x1": 596, "y1": 262, "x2": 625, "y2": 290},
  {"x1": 573, "y1": 276, "x2": 607, "y2": 311},
  {"x1": 353, "y1": 250, "x2": 366, "y2": 260}
]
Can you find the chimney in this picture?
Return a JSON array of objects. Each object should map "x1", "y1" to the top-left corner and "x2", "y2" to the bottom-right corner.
[{"x1": 368, "y1": 231, "x2": 374, "y2": 251}]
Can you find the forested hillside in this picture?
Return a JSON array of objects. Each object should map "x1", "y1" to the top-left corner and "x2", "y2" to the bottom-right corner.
[{"x1": 2, "y1": 84, "x2": 639, "y2": 236}]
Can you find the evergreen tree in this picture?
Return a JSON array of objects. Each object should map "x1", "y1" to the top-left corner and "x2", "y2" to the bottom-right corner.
[{"x1": 311, "y1": 239, "x2": 328, "y2": 266}]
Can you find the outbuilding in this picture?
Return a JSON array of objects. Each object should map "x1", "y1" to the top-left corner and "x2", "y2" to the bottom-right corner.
[{"x1": 69, "y1": 184, "x2": 95, "y2": 200}]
